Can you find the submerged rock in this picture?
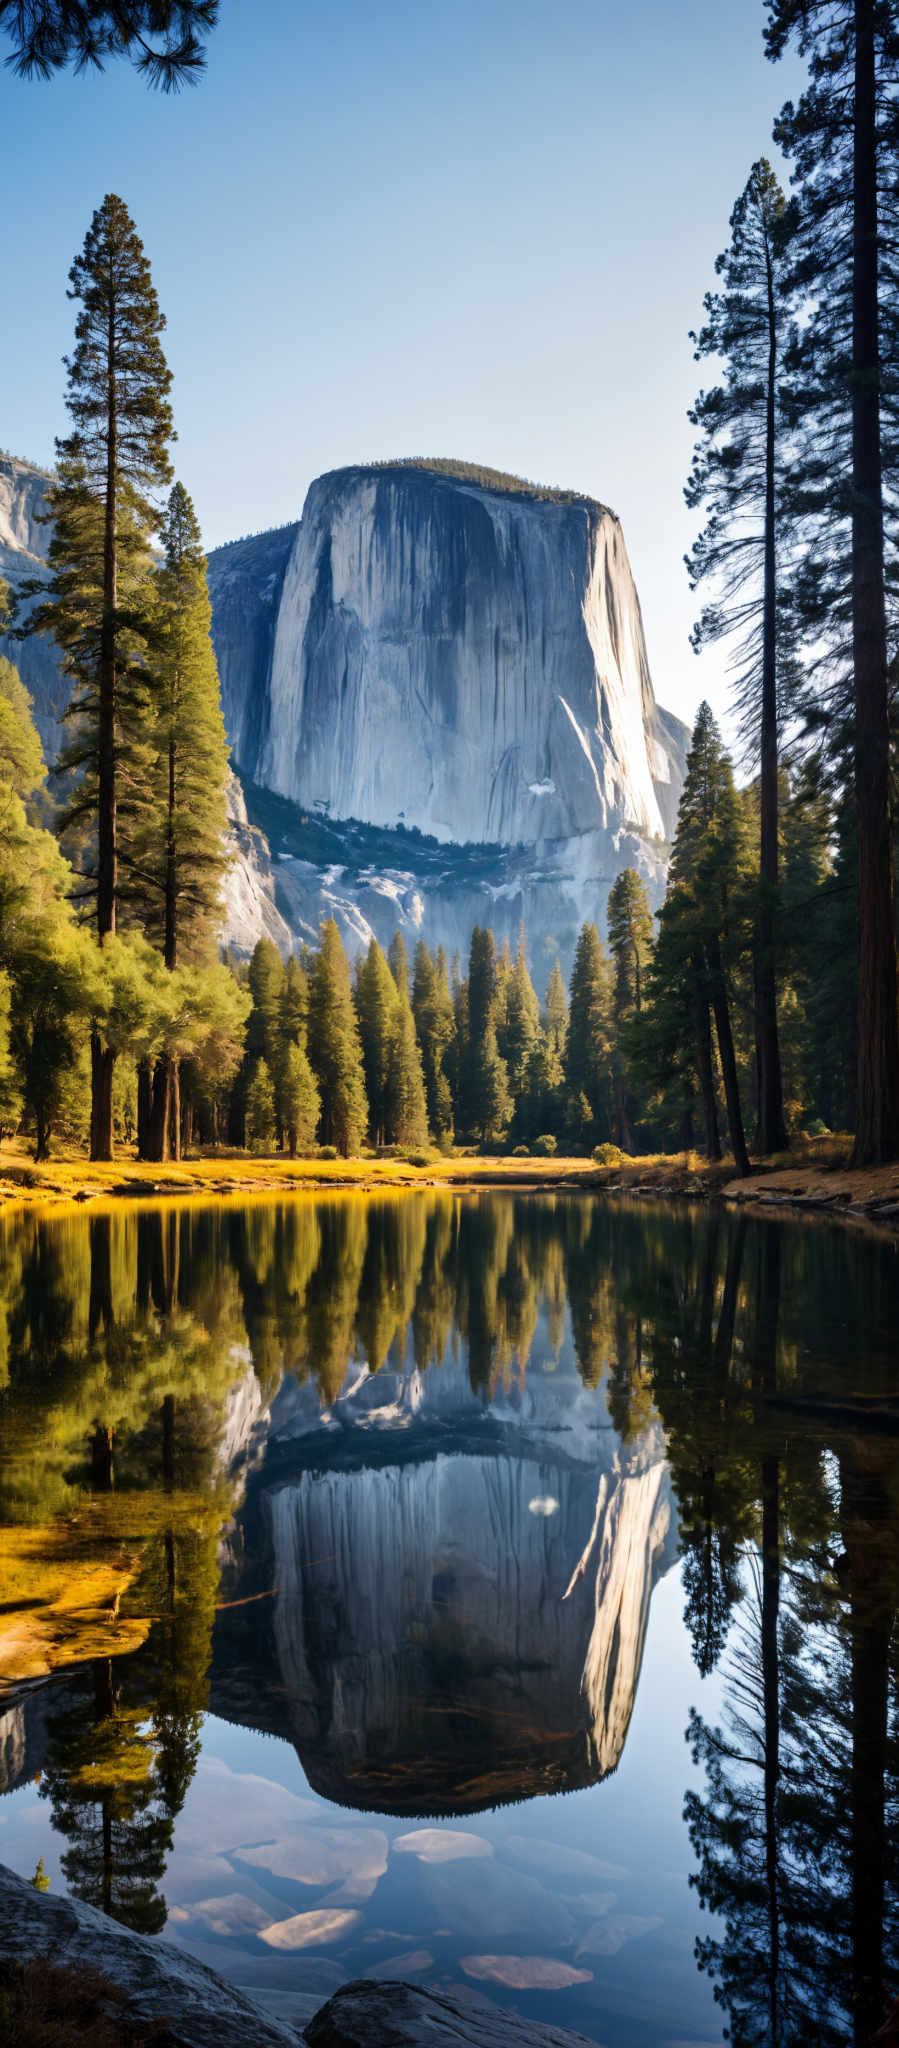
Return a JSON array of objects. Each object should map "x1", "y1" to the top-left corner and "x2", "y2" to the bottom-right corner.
[{"x1": 0, "y1": 1866, "x2": 603, "y2": 2047}]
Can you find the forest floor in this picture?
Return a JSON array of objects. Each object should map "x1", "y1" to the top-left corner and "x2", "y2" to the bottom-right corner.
[{"x1": 1, "y1": 1136, "x2": 899, "y2": 1230}]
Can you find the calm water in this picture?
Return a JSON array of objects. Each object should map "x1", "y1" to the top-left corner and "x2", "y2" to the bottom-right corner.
[{"x1": 1, "y1": 1192, "x2": 898, "y2": 2046}]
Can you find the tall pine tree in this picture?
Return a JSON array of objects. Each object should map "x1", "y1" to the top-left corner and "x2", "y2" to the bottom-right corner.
[
  {"x1": 687, "y1": 159, "x2": 793, "y2": 1155},
  {"x1": 28, "y1": 195, "x2": 173, "y2": 1159},
  {"x1": 766, "y1": 0, "x2": 899, "y2": 1161},
  {"x1": 307, "y1": 920, "x2": 368, "y2": 1156}
]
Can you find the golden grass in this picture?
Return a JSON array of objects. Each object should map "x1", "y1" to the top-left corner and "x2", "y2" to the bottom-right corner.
[{"x1": 0, "y1": 1134, "x2": 856, "y2": 1219}]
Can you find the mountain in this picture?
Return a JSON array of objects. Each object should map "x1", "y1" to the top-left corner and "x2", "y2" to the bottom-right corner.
[{"x1": 0, "y1": 453, "x2": 689, "y2": 973}]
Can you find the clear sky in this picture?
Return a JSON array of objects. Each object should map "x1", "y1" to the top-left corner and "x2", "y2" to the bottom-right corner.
[{"x1": 2, "y1": 0, "x2": 802, "y2": 735}]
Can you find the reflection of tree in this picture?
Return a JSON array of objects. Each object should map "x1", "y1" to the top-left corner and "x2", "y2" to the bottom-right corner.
[
  {"x1": 40, "y1": 1658, "x2": 173, "y2": 1933},
  {"x1": 671, "y1": 1214, "x2": 899, "y2": 2046}
]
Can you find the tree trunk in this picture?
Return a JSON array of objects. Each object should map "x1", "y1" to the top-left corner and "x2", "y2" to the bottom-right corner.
[
  {"x1": 693, "y1": 961, "x2": 722, "y2": 1161},
  {"x1": 707, "y1": 934, "x2": 751, "y2": 1177},
  {"x1": 165, "y1": 734, "x2": 177, "y2": 971},
  {"x1": 755, "y1": 222, "x2": 788, "y2": 1157},
  {"x1": 851, "y1": 0, "x2": 899, "y2": 1163},
  {"x1": 89, "y1": 1032, "x2": 115, "y2": 1162},
  {"x1": 137, "y1": 1059, "x2": 153, "y2": 1159},
  {"x1": 91, "y1": 293, "x2": 119, "y2": 1164},
  {"x1": 146, "y1": 1057, "x2": 172, "y2": 1163},
  {"x1": 168, "y1": 1057, "x2": 181, "y2": 1162}
]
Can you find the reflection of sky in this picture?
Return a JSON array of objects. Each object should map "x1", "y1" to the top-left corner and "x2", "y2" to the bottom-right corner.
[{"x1": 0, "y1": 1566, "x2": 726, "y2": 2048}]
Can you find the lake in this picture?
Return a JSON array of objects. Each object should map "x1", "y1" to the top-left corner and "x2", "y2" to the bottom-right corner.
[{"x1": 1, "y1": 1190, "x2": 897, "y2": 2046}]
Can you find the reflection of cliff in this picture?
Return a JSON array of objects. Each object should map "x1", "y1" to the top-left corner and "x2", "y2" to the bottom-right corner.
[
  {"x1": 212, "y1": 1354, "x2": 674, "y2": 1815},
  {"x1": 268, "y1": 1452, "x2": 671, "y2": 1813}
]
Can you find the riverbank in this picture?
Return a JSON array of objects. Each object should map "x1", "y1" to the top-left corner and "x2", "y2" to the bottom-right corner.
[{"x1": 1, "y1": 1138, "x2": 898, "y2": 1232}]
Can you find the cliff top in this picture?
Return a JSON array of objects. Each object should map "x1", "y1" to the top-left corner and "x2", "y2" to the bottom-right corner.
[{"x1": 329, "y1": 456, "x2": 613, "y2": 513}]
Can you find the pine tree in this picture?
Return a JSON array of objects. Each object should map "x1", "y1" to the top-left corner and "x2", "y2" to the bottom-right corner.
[
  {"x1": 1, "y1": 3, "x2": 219, "y2": 87},
  {"x1": 468, "y1": 926, "x2": 497, "y2": 1041},
  {"x1": 26, "y1": 195, "x2": 173, "y2": 1159},
  {"x1": 279, "y1": 1042, "x2": 320, "y2": 1157},
  {"x1": 131, "y1": 483, "x2": 229, "y2": 1161},
  {"x1": 544, "y1": 961, "x2": 568, "y2": 1057},
  {"x1": 246, "y1": 1058, "x2": 275, "y2": 1152},
  {"x1": 687, "y1": 158, "x2": 794, "y2": 1154},
  {"x1": 387, "y1": 988, "x2": 429, "y2": 1147},
  {"x1": 134, "y1": 484, "x2": 228, "y2": 968},
  {"x1": 607, "y1": 868, "x2": 654, "y2": 1152},
  {"x1": 412, "y1": 938, "x2": 455, "y2": 1139},
  {"x1": 0, "y1": 631, "x2": 98, "y2": 1157},
  {"x1": 307, "y1": 919, "x2": 368, "y2": 1156},
  {"x1": 665, "y1": 704, "x2": 753, "y2": 1175},
  {"x1": 355, "y1": 939, "x2": 398, "y2": 1145},
  {"x1": 470, "y1": 1019, "x2": 513, "y2": 1145},
  {"x1": 565, "y1": 923, "x2": 614, "y2": 1143},
  {"x1": 766, "y1": 0, "x2": 899, "y2": 1161},
  {"x1": 498, "y1": 928, "x2": 540, "y2": 1098}
]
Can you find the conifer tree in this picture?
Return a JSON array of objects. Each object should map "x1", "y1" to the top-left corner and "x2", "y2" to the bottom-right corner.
[
  {"x1": 687, "y1": 158, "x2": 794, "y2": 1154},
  {"x1": 131, "y1": 483, "x2": 228, "y2": 1160},
  {"x1": 498, "y1": 928, "x2": 540, "y2": 1097},
  {"x1": 355, "y1": 939, "x2": 398, "y2": 1146},
  {"x1": 544, "y1": 961, "x2": 568, "y2": 1056},
  {"x1": 246, "y1": 939, "x2": 286, "y2": 1070},
  {"x1": 468, "y1": 926, "x2": 497, "y2": 1041},
  {"x1": 412, "y1": 938, "x2": 455, "y2": 1139},
  {"x1": 387, "y1": 987, "x2": 429, "y2": 1147},
  {"x1": 565, "y1": 923, "x2": 614, "y2": 1143},
  {"x1": 607, "y1": 868, "x2": 653, "y2": 1151},
  {"x1": 307, "y1": 919, "x2": 367, "y2": 1156},
  {"x1": 665, "y1": 704, "x2": 752, "y2": 1176},
  {"x1": 1, "y1": 3, "x2": 219, "y2": 87},
  {"x1": 279, "y1": 1043, "x2": 319, "y2": 1157},
  {"x1": 470, "y1": 1019, "x2": 513, "y2": 1145},
  {"x1": 766, "y1": 0, "x2": 899, "y2": 1161},
  {"x1": 246, "y1": 1058, "x2": 275, "y2": 1152},
  {"x1": 27, "y1": 195, "x2": 173, "y2": 1159},
  {"x1": 134, "y1": 484, "x2": 228, "y2": 967}
]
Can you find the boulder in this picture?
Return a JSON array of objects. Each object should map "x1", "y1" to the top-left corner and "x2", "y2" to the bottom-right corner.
[
  {"x1": 0, "y1": 1862, "x2": 304, "y2": 2048},
  {"x1": 304, "y1": 1977, "x2": 602, "y2": 2046}
]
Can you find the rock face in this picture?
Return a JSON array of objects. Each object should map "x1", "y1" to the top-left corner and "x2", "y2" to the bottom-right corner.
[
  {"x1": 206, "y1": 463, "x2": 688, "y2": 966},
  {"x1": 216, "y1": 464, "x2": 683, "y2": 850},
  {"x1": 0, "y1": 454, "x2": 689, "y2": 967}
]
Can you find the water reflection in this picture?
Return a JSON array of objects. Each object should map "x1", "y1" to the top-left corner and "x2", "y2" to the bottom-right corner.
[{"x1": 0, "y1": 1194, "x2": 898, "y2": 2044}]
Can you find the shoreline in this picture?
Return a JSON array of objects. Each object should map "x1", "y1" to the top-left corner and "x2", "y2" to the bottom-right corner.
[{"x1": 1, "y1": 1141, "x2": 899, "y2": 1233}]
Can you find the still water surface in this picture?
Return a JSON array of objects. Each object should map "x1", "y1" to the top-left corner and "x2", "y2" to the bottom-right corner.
[{"x1": 0, "y1": 1192, "x2": 898, "y2": 2045}]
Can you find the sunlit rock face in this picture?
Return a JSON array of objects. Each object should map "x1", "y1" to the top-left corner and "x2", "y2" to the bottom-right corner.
[
  {"x1": 211, "y1": 1353, "x2": 674, "y2": 1815},
  {"x1": 226, "y1": 466, "x2": 684, "y2": 850}
]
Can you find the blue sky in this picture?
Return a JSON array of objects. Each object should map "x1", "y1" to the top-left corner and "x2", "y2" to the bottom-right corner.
[{"x1": 2, "y1": 0, "x2": 802, "y2": 733}]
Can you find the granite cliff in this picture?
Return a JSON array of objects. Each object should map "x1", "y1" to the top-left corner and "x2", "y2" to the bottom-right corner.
[{"x1": 0, "y1": 454, "x2": 688, "y2": 970}]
